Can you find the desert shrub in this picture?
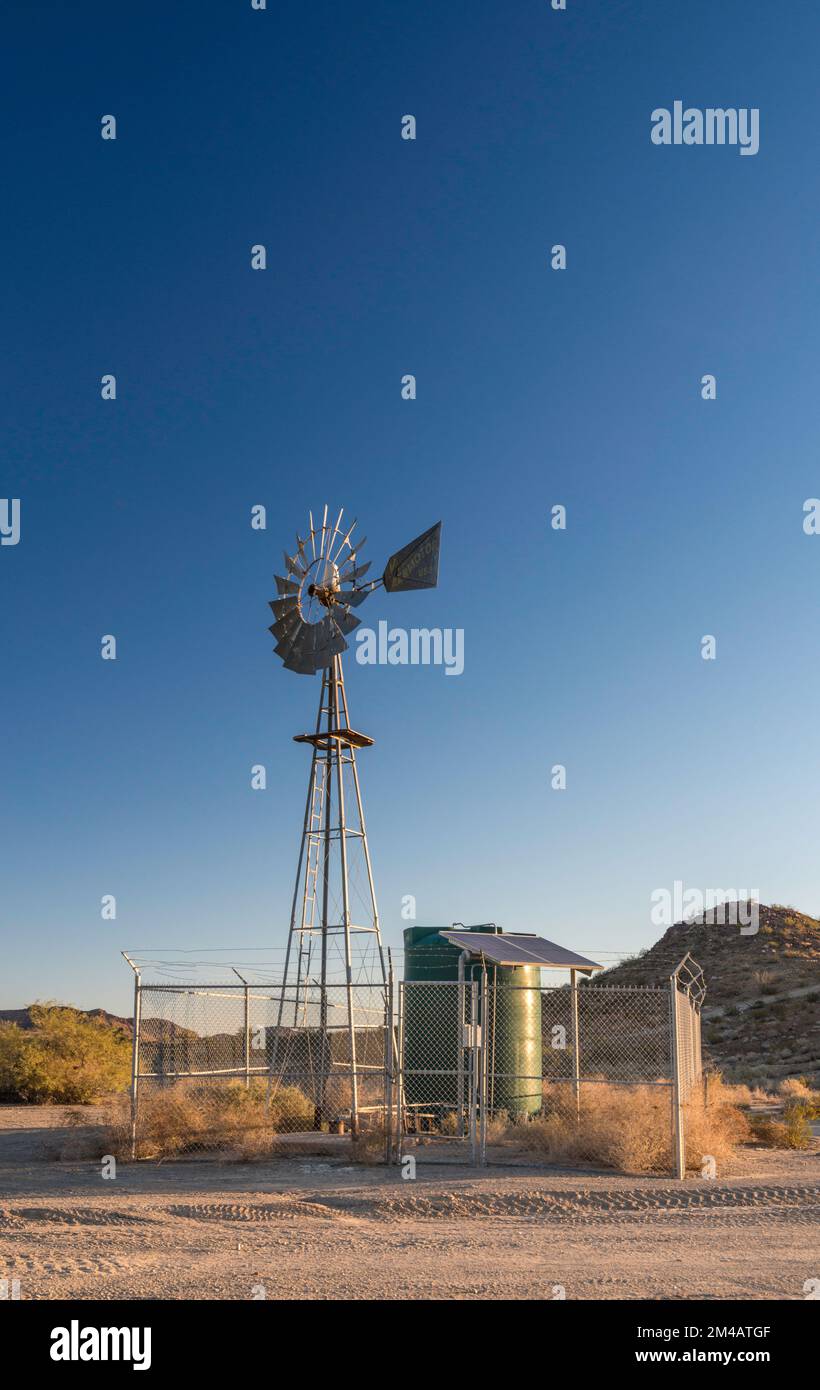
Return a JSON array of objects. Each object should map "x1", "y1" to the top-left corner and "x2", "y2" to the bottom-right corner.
[
  {"x1": 0, "y1": 1022, "x2": 29, "y2": 1100},
  {"x1": 0, "y1": 1006, "x2": 131, "y2": 1103},
  {"x1": 83, "y1": 1079, "x2": 317, "y2": 1160},
  {"x1": 748, "y1": 1101, "x2": 812, "y2": 1150},
  {"x1": 511, "y1": 1078, "x2": 748, "y2": 1174},
  {"x1": 718, "y1": 1078, "x2": 778, "y2": 1107},
  {"x1": 748, "y1": 1116, "x2": 790, "y2": 1148},
  {"x1": 269, "y1": 1084, "x2": 315, "y2": 1131},
  {"x1": 784, "y1": 1102, "x2": 814, "y2": 1144},
  {"x1": 779, "y1": 1077, "x2": 819, "y2": 1110}
]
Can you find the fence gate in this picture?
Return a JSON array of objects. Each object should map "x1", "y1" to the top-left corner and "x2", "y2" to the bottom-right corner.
[{"x1": 395, "y1": 980, "x2": 480, "y2": 1164}]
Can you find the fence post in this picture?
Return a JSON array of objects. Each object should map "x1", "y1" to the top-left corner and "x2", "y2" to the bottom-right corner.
[
  {"x1": 129, "y1": 966, "x2": 142, "y2": 1160},
  {"x1": 385, "y1": 968, "x2": 394, "y2": 1165},
  {"x1": 669, "y1": 976, "x2": 685, "y2": 1179},
  {"x1": 479, "y1": 970, "x2": 488, "y2": 1167},
  {"x1": 467, "y1": 980, "x2": 477, "y2": 1163},
  {"x1": 395, "y1": 982, "x2": 404, "y2": 1167},
  {"x1": 231, "y1": 969, "x2": 251, "y2": 1089},
  {"x1": 243, "y1": 985, "x2": 250, "y2": 1088},
  {"x1": 570, "y1": 968, "x2": 581, "y2": 1121}
]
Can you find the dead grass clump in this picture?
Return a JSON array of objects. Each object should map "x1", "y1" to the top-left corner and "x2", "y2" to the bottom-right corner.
[
  {"x1": 350, "y1": 1120, "x2": 388, "y2": 1165},
  {"x1": 748, "y1": 1103, "x2": 812, "y2": 1150},
  {"x1": 513, "y1": 1079, "x2": 749, "y2": 1174},
  {"x1": 682, "y1": 1087, "x2": 750, "y2": 1169},
  {"x1": 516, "y1": 1084, "x2": 671, "y2": 1172},
  {"x1": 66, "y1": 1081, "x2": 317, "y2": 1161},
  {"x1": 778, "y1": 1077, "x2": 818, "y2": 1104},
  {"x1": 484, "y1": 1110, "x2": 511, "y2": 1144}
]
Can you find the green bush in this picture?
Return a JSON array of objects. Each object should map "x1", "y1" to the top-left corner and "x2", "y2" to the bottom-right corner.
[{"x1": 0, "y1": 1004, "x2": 131, "y2": 1103}]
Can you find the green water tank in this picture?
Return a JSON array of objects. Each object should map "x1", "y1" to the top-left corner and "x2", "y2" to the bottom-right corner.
[{"x1": 402, "y1": 925, "x2": 542, "y2": 1117}]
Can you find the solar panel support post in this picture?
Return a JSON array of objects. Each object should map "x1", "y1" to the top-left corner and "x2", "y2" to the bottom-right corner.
[
  {"x1": 479, "y1": 969, "x2": 489, "y2": 1166},
  {"x1": 457, "y1": 951, "x2": 468, "y2": 1137}
]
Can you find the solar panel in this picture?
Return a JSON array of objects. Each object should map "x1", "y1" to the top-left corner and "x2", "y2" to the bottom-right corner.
[{"x1": 438, "y1": 931, "x2": 602, "y2": 973}]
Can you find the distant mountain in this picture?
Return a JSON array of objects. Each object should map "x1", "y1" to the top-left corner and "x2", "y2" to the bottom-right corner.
[
  {"x1": 0, "y1": 1005, "x2": 196, "y2": 1043},
  {"x1": 598, "y1": 904, "x2": 820, "y2": 1086},
  {"x1": 0, "y1": 1005, "x2": 132, "y2": 1033}
]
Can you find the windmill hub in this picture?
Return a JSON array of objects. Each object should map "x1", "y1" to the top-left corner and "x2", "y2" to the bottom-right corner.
[{"x1": 305, "y1": 557, "x2": 341, "y2": 612}]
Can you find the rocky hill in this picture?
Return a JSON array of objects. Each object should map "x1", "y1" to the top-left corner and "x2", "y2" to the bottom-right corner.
[
  {"x1": 598, "y1": 904, "x2": 819, "y2": 1086},
  {"x1": 0, "y1": 1006, "x2": 195, "y2": 1043}
]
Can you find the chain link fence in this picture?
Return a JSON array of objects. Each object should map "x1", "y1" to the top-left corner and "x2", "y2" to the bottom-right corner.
[
  {"x1": 129, "y1": 980, "x2": 391, "y2": 1160},
  {"x1": 396, "y1": 957, "x2": 704, "y2": 1176},
  {"x1": 126, "y1": 957, "x2": 703, "y2": 1176}
]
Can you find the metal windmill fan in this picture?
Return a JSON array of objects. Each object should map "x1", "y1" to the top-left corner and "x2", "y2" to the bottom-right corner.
[{"x1": 269, "y1": 505, "x2": 441, "y2": 674}]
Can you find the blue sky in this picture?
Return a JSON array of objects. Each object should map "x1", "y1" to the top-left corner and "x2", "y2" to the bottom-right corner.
[{"x1": 2, "y1": 0, "x2": 819, "y2": 1012}]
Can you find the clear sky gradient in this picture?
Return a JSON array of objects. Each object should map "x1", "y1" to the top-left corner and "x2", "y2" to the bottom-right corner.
[{"x1": 2, "y1": 0, "x2": 819, "y2": 1012}]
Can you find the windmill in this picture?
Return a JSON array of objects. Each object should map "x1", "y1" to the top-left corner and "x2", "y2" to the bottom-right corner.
[{"x1": 268, "y1": 506, "x2": 441, "y2": 1131}]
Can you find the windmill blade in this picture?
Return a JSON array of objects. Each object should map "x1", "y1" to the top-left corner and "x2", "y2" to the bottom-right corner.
[
  {"x1": 295, "y1": 534, "x2": 308, "y2": 567},
  {"x1": 382, "y1": 521, "x2": 441, "y2": 592},
  {"x1": 336, "y1": 588, "x2": 369, "y2": 608},
  {"x1": 277, "y1": 621, "x2": 310, "y2": 662},
  {"x1": 272, "y1": 630, "x2": 301, "y2": 657},
  {"x1": 313, "y1": 616, "x2": 348, "y2": 667},
  {"x1": 270, "y1": 609, "x2": 302, "y2": 642},
  {"x1": 270, "y1": 596, "x2": 299, "y2": 621},
  {"x1": 283, "y1": 645, "x2": 318, "y2": 674},
  {"x1": 345, "y1": 535, "x2": 366, "y2": 563},
  {"x1": 312, "y1": 635, "x2": 348, "y2": 669},
  {"x1": 318, "y1": 504, "x2": 329, "y2": 560},
  {"x1": 327, "y1": 507, "x2": 344, "y2": 561},
  {"x1": 332, "y1": 517, "x2": 358, "y2": 564},
  {"x1": 339, "y1": 559, "x2": 371, "y2": 584},
  {"x1": 274, "y1": 575, "x2": 300, "y2": 597},
  {"x1": 284, "y1": 550, "x2": 305, "y2": 578},
  {"x1": 332, "y1": 609, "x2": 361, "y2": 637},
  {"x1": 285, "y1": 622, "x2": 320, "y2": 674}
]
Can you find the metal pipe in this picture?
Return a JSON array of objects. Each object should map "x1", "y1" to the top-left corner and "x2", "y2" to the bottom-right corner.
[
  {"x1": 479, "y1": 969, "x2": 488, "y2": 1166},
  {"x1": 385, "y1": 966, "x2": 394, "y2": 1164},
  {"x1": 128, "y1": 963, "x2": 141, "y2": 1160},
  {"x1": 570, "y1": 968, "x2": 581, "y2": 1121},
  {"x1": 457, "y1": 951, "x2": 468, "y2": 1135},
  {"x1": 669, "y1": 974, "x2": 685, "y2": 1179}
]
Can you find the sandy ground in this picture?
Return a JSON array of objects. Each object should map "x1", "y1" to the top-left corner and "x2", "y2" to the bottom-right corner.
[{"x1": 0, "y1": 1105, "x2": 817, "y2": 1300}]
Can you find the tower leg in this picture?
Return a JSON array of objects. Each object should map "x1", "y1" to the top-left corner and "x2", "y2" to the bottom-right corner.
[{"x1": 331, "y1": 656, "x2": 359, "y2": 1134}]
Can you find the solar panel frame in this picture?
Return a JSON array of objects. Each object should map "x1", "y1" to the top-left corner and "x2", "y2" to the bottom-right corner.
[{"x1": 438, "y1": 931, "x2": 603, "y2": 973}]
